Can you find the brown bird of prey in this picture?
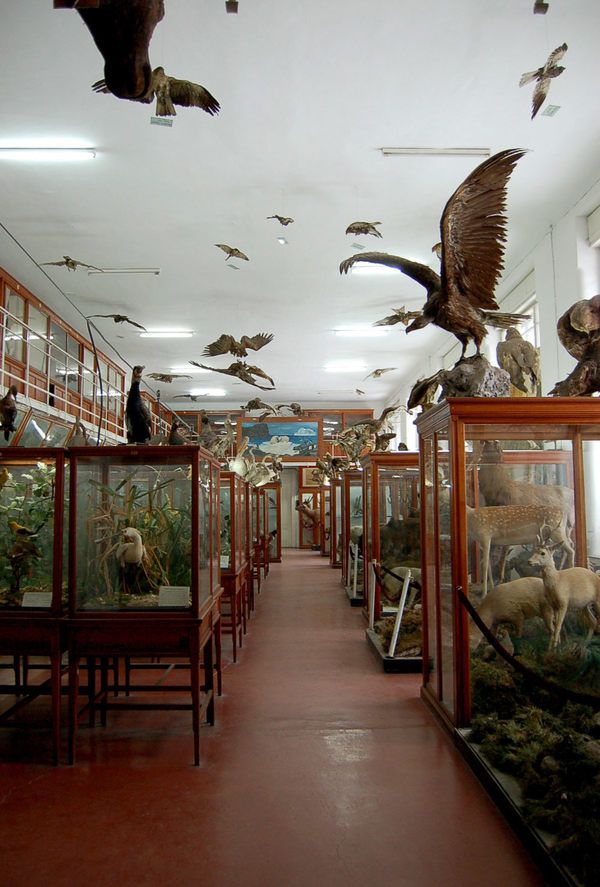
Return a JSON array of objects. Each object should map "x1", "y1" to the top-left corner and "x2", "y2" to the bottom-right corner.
[
  {"x1": 549, "y1": 295, "x2": 600, "y2": 396},
  {"x1": 345, "y1": 221, "x2": 382, "y2": 238},
  {"x1": 88, "y1": 314, "x2": 147, "y2": 331},
  {"x1": 431, "y1": 242, "x2": 442, "y2": 259},
  {"x1": 267, "y1": 215, "x2": 294, "y2": 226},
  {"x1": 340, "y1": 149, "x2": 528, "y2": 360},
  {"x1": 42, "y1": 255, "x2": 103, "y2": 272},
  {"x1": 363, "y1": 368, "x2": 397, "y2": 381},
  {"x1": 355, "y1": 388, "x2": 365, "y2": 395},
  {"x1": 215, "y1": 244, "x2": 249, "y2": 262},
  {"x1": 519, "y1": 43, "x2": 567, "y2": 119},
  {"x1": 172, "y1": 394, "x2": 202, "y2": 402},
  {"x1": 338, "y1": 406, "x2": 399, "y2": 437},
  {"x1": 147, "y1": 373, "x2": 193, "y2": 383},
  {"x1": 276, "y1": 402, "x2": 305, "y2": 417},
  {"x1": 373, "y1": 307, "x2": 420, "y2": 327},
  {"x1": 191, "y1": 360, "x2": 275, "y2": 390},
  {"x1": 241, "y1": 398, "x2": 279, "y2": 419},
  {"x1": 533, "y1": 1, "x2": 549, "y2": 12},
  {"x1": 0, "y1": 384, "x2": 18, "y2": 442},
  {"x1": 203, "y1": 333, "x2": 273, "y2": 358},
  {"x1": 496, "y1": 328, "x2": 540, "y2": 396},
  {"x1": 92, "y1": 65, "x2": 220, "y2": 117}
]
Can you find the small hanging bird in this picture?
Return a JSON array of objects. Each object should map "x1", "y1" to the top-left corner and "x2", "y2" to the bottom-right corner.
[
  {"x1": 345, "y1": 221, "x2": 382, "y2": 238},
  {"x1": 88, "y1": 314, "x2": 147, "y2": 331},
  {"x1": 363, "y1": 368, "x2": 397, "y2": 381},
  {"x1": 276, "y1": 402, "x2": 305, "y2": 417},
  {"x1": 116, "y1": 527, "x2": 146, "y2": 568},
  {"x1": 496, "y1": 328, "x2": 540, "y2": 396},
  {"x1": 431, "y1": 242, "x2": 442, "y2": 259},
  {"x1": 203, "y1": 333, "x2": 273, "y2": 358},
  {"x1": 267, "y1": 215, "x2": 294, "y2": 226},
  {"x1": 373, "y1": 307, "x2": 420, "y2": 327},
  {"x1": 0, "y1": 385, "x2": 18, "y2": 441},
  {"x1": 519, "y1": 43, "x2": 567, "y2": 119},
  {"x1": 92, "y1": 66, "x2": 220, "y2": 117},
  {"x1": 215, "y1": 244, "x2": 249, "y2": 261},
  {"x1": 125, "y1": 365, "x2": 152, "y2": 444},
  {"x1": 42, "y1": 256, "x2": 103, "y2": 272},
  {"x1": 355, "y1": 389, "x2": 365, "y2": 395},
  {"x1": 191, "y1": 360, "x2": 275, "y2": 390},
  {"x1": 147, "y1": 373, "x2": 193, "y2": 383},
  {"x1": 241, "y1": 397, "x2": 277, "y2": 412},
  {"x1": 172, "y1": 394, "x2": 202, "y2": 402}
]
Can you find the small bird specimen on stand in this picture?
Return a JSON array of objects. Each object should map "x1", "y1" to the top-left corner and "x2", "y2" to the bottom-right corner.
[
  {"x1": 549, "y1": 295, "x2": 600, "y2": 396},
  {"x1": 215, "y1": 244, "x2": 249, "y2": 262},
  {"x1": 125, "y1": 365, "x2": 152, "y2": 443},
  {"x1": 363, "y1": 368, "x2": 397, "y2": 381},
  {"x1": 147, "y1": 373, "x2": 193, "y2": 383},
  {"x1": 0, "y1": 385, "x2": 18, "y2": 441},
  {"x1": 88, "y1": 314, "x2": 147, "y2": 331},
  {"x1": 203, "y1": 333, "x2": 273, "y2": 358},
  {"x1": 496, "y1": 328, "x2": 540, "y2": 396},
  {"x1": 276, "y1": 402, "x2": 305, "y2": 417},
  {"x1": 345, "y1": 221, "x2": 382, "y2": 238},
  {"x1": 191, "y1": 360, "x2": 275, "y2": 390},
  {"x1": 267, "y1": 215, "x2": 294, "y2": 226},
  {"x1": 340, "y1": 149, "x2": 528, "y2": 360},
  {"x1": 116, "y1": 527, "x2": 146, "y2": 569},
  {"x1": 93, "y1": 66, "x2": 220, "y2": 117},
  {"x1": 42, "y1": 256, "x2": 103, "y2": 272},
  {"x1": 519, "y1": 43, "x2": 567, "y2": 119}
]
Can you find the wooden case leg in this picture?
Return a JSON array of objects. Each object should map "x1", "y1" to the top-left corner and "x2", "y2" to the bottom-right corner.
[
  {"x1": 68, "y1": 655, "x2": 79, "y2": 765},
  {"x1": 190, "y1": 633, "x2": 200, "y2": 767}
]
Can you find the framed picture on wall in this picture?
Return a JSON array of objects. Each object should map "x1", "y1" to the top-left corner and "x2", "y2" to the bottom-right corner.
[
  {"x1": 237, "y1": 417, "x2": 322, "y2": 462},
  {"x1": 299, "y1": 466, "x2": 320, "y2": 487}
]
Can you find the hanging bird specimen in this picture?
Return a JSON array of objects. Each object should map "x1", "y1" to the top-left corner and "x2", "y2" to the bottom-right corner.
[
  {"x1": 203, "y1": 333, "x2": 273, "y2": 358},
  {"x1": 93, "y1": 65, "x2": 219, "y2": 117},
  {"x1": 363, "y1": 368, "x2": 397, "y2": 381},
  {"x1": 340, "y1": 149, "x2": 528, "y2": 360},
  {"x1": 147, "y1": 373, "x2": 193, "y2": 383},
  {"x1": 190, "y1": 360, "x2": 275, "y2": 390},
  {"x1": 276, "y1": 402, "x2": 305, "y2": 417},
  {"x1": 88, "y1": 314, "x2": 147, "y2": 331},
  {"x1": 215, "y1": 244, "x2": 249, "y2": 262},
  {"x1": 533, "y1": 1, "x2": 549, "y2": 12},
  {"x1": 345, "y1": 221, "x2": 383, "y2": 238},
  {"x1": 125, "y1": 365, "x2": 152, "y2": 444},
  {"x1": 496, "y1": 328, "x2": 540, "y2": 396},
  {"x1": 355, "y1": 389, "x2": 365, "y2": 395},
  {"x1": 549, "y1": 295, "x2": 600, "y2": 396},
  {"x1": 42, "y1": 256, "x2": 103, "y2": 272},
  {"x1": 241, "y1": 398, "x2": 279, "y2": 419},
  {"x1": 172, "y1": 394, "x2": 202, "y2": 402},
  {"x1": 373, "y1": 307, "x2": 420, "y2": 327},
  {"x1": 519, "y1": 43, "x2": 567, "y2": 119},
  {"x1": 0, "y1": 385, "x2": 18, "y2": 442},
  {"x1": 267, "y1": 215, "x2": 294, "y2": 226}
]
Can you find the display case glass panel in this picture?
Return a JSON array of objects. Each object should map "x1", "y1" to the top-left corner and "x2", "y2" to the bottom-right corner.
[
  {"x1": 298, "y1": 491, "x2": 320, "y2": 549},
  {"x1": 341, "y1": 470, "x2": 363, "y2": 591},
  {"x1": 330, "y1": 478, "x2": 342, "y2": 568},
  {"x1": 220, "y1": 471, "x2": 246, "y2": 574},
  {"x1": 264, "y1": 482, "x2": 281, "y2": 561},
  {"x1": 321, "y1": 486, "x2": 331, "y2": 556}
]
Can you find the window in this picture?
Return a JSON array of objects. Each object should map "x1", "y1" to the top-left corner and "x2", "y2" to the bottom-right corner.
[
  {"x1": 66, "y1": 334, "x2": 80, "y2": 392},
  {"x1": 4, "y1": 288, "x2": 25, "y2": 363},
  {"x1": 82, "y1": 348, "x2": 95, "y2": 400},
  {"x1": 49, "y1": 322, "x2": 67, "y2": 385},
  {"x1": 27, "y1": 304, "x2": 49, "y2": 373}
]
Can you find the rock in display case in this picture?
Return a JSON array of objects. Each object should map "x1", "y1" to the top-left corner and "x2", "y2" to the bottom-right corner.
[
  {"x1": 341, "y1": 469, "x2": 363, "y2": 604},
  {"x1": 220, "y1": 470, "x2": 247, "y2": 661},
  {"x1": 417, "y1": 398, "x2": 600, "y2": 887},
  {"x1": 361, "y1": 452, "x2": 422, "y2": 672},
  {"x1": 0, "y1": 448, "x2": 65, "y2": 763},
  {"x1": 67, "y1": 445, "x2": 222, "y2": 765},
  {"x1": 263, "y1": 481, "x2": 281, "y2": 563},
  {"x1": 320, "y1": 484, "x2": 331, "y2": 558},
  {"x1": 330, "y1": 477, "x2": 342, "y2": 569}
]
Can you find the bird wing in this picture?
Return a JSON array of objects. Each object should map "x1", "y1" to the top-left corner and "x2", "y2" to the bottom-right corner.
[
  {"x1": 531, "y1": 78, "x2": 550, "y2": 118},
  {"x1": 41, "y1": 260, "x2": 67, "y2": 267},
  {"x1": 190, "y1": 361, "x2": 230, "y2": 376},
  {"x1": 547, "y1": 43, "x2": 568, "y2": 66},
  {"x1": 232, "y1": 248, "x2": 249, "y2": 261},
  {"x1": 90, "y1": 314, "x2": 146, "y2": 330},
  {"x1": 240, "y1": 333, "x2": 274, "y2": 352},
  {"x1": 519, "y1": 69, "x2": 540, "y2": 87},
  {"x1": 166, "y1": 76, "x2": 220, "y2": 115},
  {"x1": 245, "y1": 365, "x2": 275, "y2": 387},
  {"x1": 440, "y1": 148, "x2": 526, "y2": 312},
  {"x1": 340, "y1": 252, "x2": 439, "y2": 295},
  {"x1": 373, "y1": 309, "x2": 420, "y2": 327},
  {"x1": 363, "y1": 368, "x2": 395, "y2": 381},
  {"x1": 203, "y1": 334, "x2": 236, "y2": 356}
]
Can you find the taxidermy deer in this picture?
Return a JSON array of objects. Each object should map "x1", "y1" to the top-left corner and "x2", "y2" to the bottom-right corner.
[
  {"x1": 529, "y1": 531, "x2": 600, "y2": 650},
  {"x1": 466, "y1": 503, "x2": 574, "y2": 598},
  {"x1": 295, "y1": 500, "x2": 320, "y2": 529},
  {"x1": 474, "y1": 576, "x2": 554, "y2": 645}
]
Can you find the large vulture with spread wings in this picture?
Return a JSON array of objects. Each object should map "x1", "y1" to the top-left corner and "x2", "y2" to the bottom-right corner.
[
  {"x1": 340, "y1": 149, "x2": 528, "y2": 359},
  {"x1": 203, "y1": 333, "x2": 273, "y2": 358}
]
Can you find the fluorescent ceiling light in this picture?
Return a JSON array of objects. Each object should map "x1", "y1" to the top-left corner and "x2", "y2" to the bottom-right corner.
[
  {"x1": 190, "y1": 388, "x2": 226, "y2": 397},
  {"x1": 334, "y1": 326, "x2": 388, "y2": 338},
  {"x1": 277, "y1": 237, "x2": 288, "y2": 245},
  {"x1": 170, "y1": 365, "x2": 210, "y2": 374},
  {"x1": 139, "y1": 330, "x2": 193, "y2": 338},
  {"x1": 380, "y1": 146, "x2": 490, "y2": 157},
  {"x1": 350, "y1": 263, "x2": 400, "y2": 276},
  {"x1": 324, "y1": 360, "x2": 367, "y2": 373},
  {"x1": 88, "y1": 268, "x2": 160, "y2": 275},
  {"x1": 0, "y1": 147, "x2": 96, "y2": 161}
]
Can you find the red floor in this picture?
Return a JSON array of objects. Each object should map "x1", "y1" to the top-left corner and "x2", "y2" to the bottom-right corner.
[{"x1": 1, "y1": 549, "x2": 546, "y2": 887}]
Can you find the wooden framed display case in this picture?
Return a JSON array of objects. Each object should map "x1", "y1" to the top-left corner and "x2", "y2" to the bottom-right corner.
[
  {"x1": 0, "y1": 448, "x2": 65, "y2": 764},
  {"x1": 361, "y1": 452, "x2": 422, "y2": 672},
  {"x1": 298, "y1": 488, "x2": 320, "y2": 550},
  {"x1": 341, "y1": 469, "x2": 364, "y2": 604},
  {"x1": 320, "y1": 484, "x2": 331, "y2": 558},
  {"x1": 220, "y1": 471, "x2": 247, "y2": 662},
  {"x1": 263, "y1": 482, "x2": 281, "y2": 563},
  {"x1": 259, "y1": 487, "x2": 270, "y2": 577},
  {"x1": 417, "y1": 398, "x2": 600, "y2": 887},
  {"x1": 330, "y1": 477, "x2": 342, "y2": 568},
  {"x1": 66, "y1": 445, "x2": 222, "y2": 765},
  {"x1": 251, "y1": 486, "x2": 269, "y2": 583}
]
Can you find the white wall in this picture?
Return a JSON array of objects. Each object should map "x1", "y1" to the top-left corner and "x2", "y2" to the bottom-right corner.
[{"x1": 280, "y1": 467, "x2": 299, "y2": 548}]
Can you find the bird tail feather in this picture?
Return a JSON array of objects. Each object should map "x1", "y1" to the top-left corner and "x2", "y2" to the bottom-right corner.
[
  {"x1": 519, "y1": 71, "x2": 538, "y2": 87},
  {"x1": 482, "y1": 311, "x2": 530, "y2": 329}
]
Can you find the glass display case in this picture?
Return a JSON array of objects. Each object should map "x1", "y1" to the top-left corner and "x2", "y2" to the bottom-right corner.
[
  {"x1": 330, "y1": 477, "x2": 342, "y2": 569},
  {"x1": 320, "y1": 484, "x2": 331, "y2": 558},
  {"x1": 361, "y1": 452, "x2": 421, "y2": 672},
  {"x1": 219, "y1": 470, "x2": 247, "y2": 661},
  {"x1": 417, "y1": 398, "x2": 600, "y2": 887},
  {"x1": 298, "y1": 489, "x2": 320, "y2": 550},
  {"x1": 341, "y1": 469, "x2": 363, "y2": 603},
  {"x1": 263, "y1": 482, "x2": 281, "y2": 563},
  {"x1": 259, "y1": 487, "x2": 270, "y2": 576}
]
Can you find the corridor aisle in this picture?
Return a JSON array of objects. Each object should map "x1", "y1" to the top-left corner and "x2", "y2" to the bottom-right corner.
[{"x1": 0, "y1": 550, "x2": 545, "y2": 887}]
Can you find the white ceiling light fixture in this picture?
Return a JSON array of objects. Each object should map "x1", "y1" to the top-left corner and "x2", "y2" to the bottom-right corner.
[
  {"x1": 350, "y1": 263, "x2": 400, "y2": 276},
  {"x1": 380, "y1": 146, "x2": 490, "y2": 157},
  {"x1": 0, "y1": 146, "x2": 96, "y2": 161},
  {"x1": 324, "y1": 359, "x2": 367, "y2": 373},
  {"x1": 277, "y1": 237, "x2": 288, "y2": 245},
  {"x1": 139, "y1": 330, "x2": 193, "y2": 339},
  {"x1": 88, "y1": 268, "x2": 160, "y2": 275},
  {"x1": 333, "y1": 326, "x2": 388, "y2": 338},
  {"x1": 170, "y1": 365, "x2": 211, "y2": 374},
  {"x1": 190, "y1": 388, "x2": 227, "y2": 397}
]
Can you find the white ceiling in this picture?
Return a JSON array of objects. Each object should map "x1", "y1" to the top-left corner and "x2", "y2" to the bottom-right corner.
[{"x1": 1, "y1": 0, "x2": 599, "y2": 410}]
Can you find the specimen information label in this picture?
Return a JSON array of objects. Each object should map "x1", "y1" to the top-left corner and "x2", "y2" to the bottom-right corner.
[
  {"x1": 21, "y1": 591, "x2": 52, "y2": 608},
  {"x1": 158, "y1": 586, "x2": 190, "y2": 608},
  {"x1": 220, "y1": 556, "x2": 230, "y2": 568}
]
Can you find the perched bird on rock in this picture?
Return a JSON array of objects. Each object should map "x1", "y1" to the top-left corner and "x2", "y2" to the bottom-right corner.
[
  {"x1": 191, "y1": 360, "x2": 275, "y2": 390},
  {"x1": 116, "y1": 527, "x2": 146, "y2": 568},
  {"x1": 215, "y1": 244, "x2": 249, "y2": 261},
  {"x1": 519, "y1": 43, "x2": 567, "y2": 119},
  {"x1": 88, "y1": 313, "x2": 147, "y2": 331},
  {"x1": 93, "y1": 65, "x2": 220, "y2": 117},
  {"x1": 147, "y1": 373, "x2": 193, "y2": 383},
  {"x1": 42, "y1": 255, "x2": 103, "y2": 272},
  {"x1": 345, "y1": 221, "x2": 382, "y2": 238},
  {"x1": 267, "y1": 215, "x2": 294, "y2": 226},
  {"x1": 549, "y1": 295, "x2": 600, "y2": 396},
  {"x1": 203, "y1": 333, "x2": 273, "y2": 358},
  {"x1": 0, "y1": 385, "x2": 18, "y2": 442},
  {"x1": 496, "y1": 328, "x2": 540, "y2": 396},
  {"x1": 125, "y1": 365, "x2": 152, "y2": 443},
  {"x1": 340, "y1": 150, "x2": 528, "y2": 359},
  {"x1": 363, "y1": 368, "x2": 397, "y2": 381},
  {"x1": 407, "y1": 372, "x2": 443, "y2": 412}
]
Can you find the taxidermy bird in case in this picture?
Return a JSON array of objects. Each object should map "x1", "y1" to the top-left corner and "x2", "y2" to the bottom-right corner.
[
  {"x1": 0, "y1": 385, "x2": 18, "y2": 441},
  {"x1": 125, "y1": 365, "x2": 152, "y2": 443},
  {"x1": 116, "y1": 527, "x2": 146, "y2": 568}
]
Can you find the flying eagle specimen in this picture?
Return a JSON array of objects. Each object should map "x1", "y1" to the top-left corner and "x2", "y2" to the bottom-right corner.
[
  {"x1": 0, "y1": 384, "x2": 18, "y2": 441},
  {"x1": 338, "y1": 406, "x2": 400, "y2": 437},
  {"x1": 147, "y1": 372, "x2": 193, "y2": 383},
  {"x1": 241, "y1": 398, "x2": 279, "y2": 419},
  {"x1": 172, "y1": 394, "x2": 202, "y2": 402},
  {"x1": 92, "y1": 65, "x2": 219, "y2": 117},
  {"x1": 42, "y1": 256, "x2": 103, "y2": 272},
  {"x1": 267, "y1": 215, "x2": 294, "y2": 226},
  {"x1": 345, "y1": 221, "x2": 382, "y2": 238},
  {"x1": 363, "y1": 368, "x2": 397, "y2": 381},
  {"x1": 549, "y1": 295, "x2": 600, "y2": 396},
  {"x1": 496, "y1": 328, "x2": 540, "y2": 396},
  {"x1": 203, "y1": 333, "x2": 273, "y2": 358},
  {"x1": 215, "y1": 244, "x2": 249, "y2": 262},
  {"x1": 191, "y1": 360, "x2": 275, "y2": 390},
  {"x1": 125, "y1": 365, "x2": 152, "y2": 444},
  {"x1": 519, "y1": 43, "x2": 567, "y2": 119},
  {"x1": 88, "y1": 313, "x2": 146, "y2": 331},
  {"x1": 340, "y1": 149, "x2": 527, "y2": 360}
]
